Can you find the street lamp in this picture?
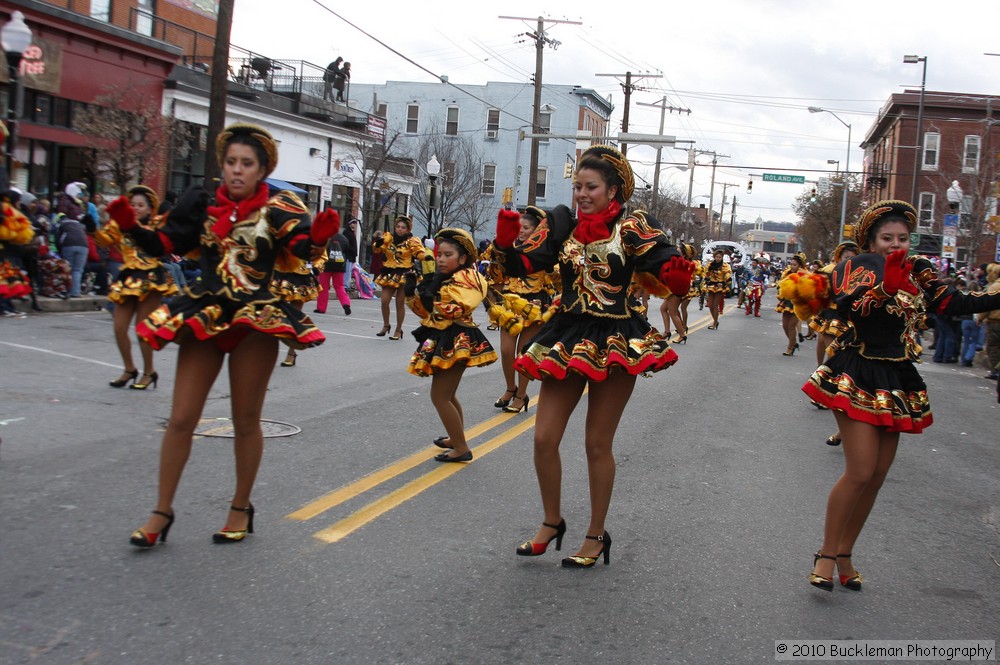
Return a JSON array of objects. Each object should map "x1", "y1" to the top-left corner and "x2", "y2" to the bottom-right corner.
[
  {"x1": 903, "y1": 54, "x2": 927, "y2": 203},
  {"x1": 426, "y1": 154, "x2": 440, "y2": 235},
  {"x1": 808, "y1": 106, "x2": 851, "y2": 241},
  {"x1": 2, "y1": 10, "x2": 33, "y2": 182},
  {"x1": 827, "y1": 159, "x2": 840, "y2": 174}
]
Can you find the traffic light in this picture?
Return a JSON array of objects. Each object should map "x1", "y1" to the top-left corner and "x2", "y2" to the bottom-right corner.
[
  {"x1": 746, "y1": 179, "x2": 753, "y2": 194},
  {"x1": 810, "y1": 187, "x2": 817, "y2": 202},
  {"x1": 843, "y1": 224, "x2": 855, "y2": 240},
  {"x1": 563, "y1": 161, "x2": 573, "y2": 179}
]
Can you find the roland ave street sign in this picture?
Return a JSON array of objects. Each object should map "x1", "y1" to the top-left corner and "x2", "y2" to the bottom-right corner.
[{"x1": 762, "y1": 173, "x2": 806, "y2": 184}]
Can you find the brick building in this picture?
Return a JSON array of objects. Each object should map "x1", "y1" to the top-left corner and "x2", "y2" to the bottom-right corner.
[{"x1": 860, "y1": 90, "x2": 1000, "y2": 268}]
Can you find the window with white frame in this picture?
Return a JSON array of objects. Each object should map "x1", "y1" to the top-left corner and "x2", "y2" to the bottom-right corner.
[
  {"x1": 538, "y1": 112, "x2": 551, "y2": 144},
  {"x1": 481, "y1": 164, "x2": 496, "y2": 195},
  {"x1": 136, "y1": 0, "x2": 154, "y2": 35},
  {"x1": 486, "y1": 109, "x2": 500, "y2": 140},
  {"x1": 446, "y1": 106, "x2": 459, "y2": 137},
  {"x1": 922, "y1": 132, "x2": 939, "y2": 170},
  {"x1": 406, "y1": 105, "x2": 419, "y2": 134},
  {"x1": 535, "y1": 168, "x2": 548, "y2": 199},
  {"x1": 918, "y1": 192, "x2": 935, "y2": 229},
  {"x1": 963, "y1": 135, "x2": 981, "y2": 174},
  {"x1": 90, "y1": 0, "x2": 111, "y2": 22}
]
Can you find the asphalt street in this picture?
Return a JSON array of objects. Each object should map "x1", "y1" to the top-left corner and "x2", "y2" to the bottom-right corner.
[{"x1": 1, "y1": 290, "x2": 997, "y2": 664}]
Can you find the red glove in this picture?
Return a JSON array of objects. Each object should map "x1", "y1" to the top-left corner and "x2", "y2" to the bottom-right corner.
[
  {"x1": 106, "y1": 196, "x2": 137, "y2": 231},
  {"x1": 882, "y1": 249, "x2": 917, "y2": 295},
  {"x1": 495, "y1": 208, "x2": 521, "y2": 248},
  {"x1": 310, "y1": 209, "x2": 340, "y2": 245},
  {"x1": 661, "y1": 256, "x2": 696, "y2": 296}
]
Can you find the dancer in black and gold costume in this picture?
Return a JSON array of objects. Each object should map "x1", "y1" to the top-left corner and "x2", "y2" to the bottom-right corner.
[
  {"x1": 404, "y1": 228, "x2": 496, "y2": 462},
  {"x1": 679, "y1": 244, "x2": 703, "y2": 336},
  {"x1": 797, "y1": 200, "x2": 1000, "y2": 592},
  {"x1": 490, "y1": 145, "x2": 695, "y2": 567},
  {"x1": 95, "y1": 185, "x2": 178, "y2": 390},
  {"x1": 486, "y1": 205, "x2": 556, "y2": 413},
  {"x1": 121, "y1": 123, "x2": 340, "y2": 548},
  {"x1": 373, "y1": 215, "x2": 430, "y2": 339},
  {"x1": 775, "y1": 252, "x2": 807, "y2": 355},
  {"x1": 270, "y1": 252, "x2": 321, "y2": 367},
  {"x1": 702, "y1": 248, "x2": 731, "y2": 330},
  {"x1": 659, "y1": 240, "x2": 697, "y2": 343}
]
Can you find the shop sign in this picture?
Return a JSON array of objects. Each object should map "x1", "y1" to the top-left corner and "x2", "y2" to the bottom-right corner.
[{"x1": 0, "y1": 37, "x2": 63, "y2": 94}]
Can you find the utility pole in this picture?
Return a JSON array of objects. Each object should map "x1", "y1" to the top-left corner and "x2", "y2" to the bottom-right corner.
[
  {"x1": 595, "y1": 71, "x2": 662, "y2": 156},
  {"x1": 706, "y1": 152, "x2": 730, "y2": 237},
  {"x1": 636, "y1": 97, "x2": 690, "y2": 209},
  {"x1": 729, "y1": 196, "x2": 739, "y2": 240},
  {"x1": 500, "y1": 15, "x2": 581, "y2": 205},
  {"x1": 204, "y1": 0, "x2": 235, "y2": 185},
  {"x1": 716, "y1": 182, "x2": 738, "y2": 238}
]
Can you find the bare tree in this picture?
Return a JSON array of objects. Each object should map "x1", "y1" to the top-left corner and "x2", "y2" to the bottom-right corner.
[
  {"x1": 793, "y1": 174, "x2": 864, "y2": 261},
  {"x1": 406, "y1": 126, "x2": 489, "y2": 239},
  {"x1": 73, "y1": 81, "x2": 185, "y2": 192}
]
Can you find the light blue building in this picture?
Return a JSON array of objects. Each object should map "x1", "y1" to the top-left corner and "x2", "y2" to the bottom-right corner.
[{"x1": 348, "y1": 80, "x2": 614, "y2": 212}]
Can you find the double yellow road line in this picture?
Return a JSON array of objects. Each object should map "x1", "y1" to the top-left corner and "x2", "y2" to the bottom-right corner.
[
  {"x1": 287, "y1": 306, "x2": 729, "y2": 544},
  {"x1": 287, "y1": 403, "x2": 542, "y2": 543}
]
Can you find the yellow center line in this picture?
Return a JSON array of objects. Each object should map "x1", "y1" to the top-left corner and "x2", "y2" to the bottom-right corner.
[
  {"x1": 286, "y1": 400, "x2": 543, "y2": 521},
  {"x1": 293, "y1": 303, "x2": 730, "y2": 542},
  {"x1": 312, "y1": 415, "x2": 539, "y2": 543}
]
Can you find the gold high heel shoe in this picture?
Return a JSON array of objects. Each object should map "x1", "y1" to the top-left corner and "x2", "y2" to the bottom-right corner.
[
  {"x1": 502, "y1": 393, "x2": 529, "y2": 413},
  {"x1": 809, "y1": 551, "x2": 835, "y2": 591},
  {"x1": 280, "y1": 350, "x2": 297, "y2": 367},
  {"x1": 212, "y1": 504, "x2": 255, "y2": 543},
  {"x1": 130, "y1": 371, "x2": 159, "y2": 390},
  {"x1": 561, "y1": 531, "x2": 611, "y2": 568}
]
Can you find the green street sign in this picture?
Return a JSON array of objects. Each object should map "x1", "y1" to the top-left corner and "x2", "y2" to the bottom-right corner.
[{"x1": 762, "y1": 173, "x2": 806, "y2": 184}]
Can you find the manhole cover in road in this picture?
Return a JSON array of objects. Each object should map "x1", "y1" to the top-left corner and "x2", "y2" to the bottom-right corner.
[{"x1": 194, "y1": 418, "x2": 302, "y2": 439}]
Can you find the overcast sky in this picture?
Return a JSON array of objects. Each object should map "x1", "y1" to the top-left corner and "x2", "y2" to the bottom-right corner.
[{"x1": 230, "y1": 0, "x2": 1000, "y2": 225}]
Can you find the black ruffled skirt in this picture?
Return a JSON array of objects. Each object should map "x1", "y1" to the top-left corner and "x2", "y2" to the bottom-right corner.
[
  {"x1": 803, "y1": 346, "x2": 932, "y2": 434},
  {"x1": 514, "y1": 311, "x2": 678, "y2": 382},
  {"x1": 108, "y1": 265, "x2": 178, "y2": 304},
  {"x1": 407, "y1": 324, "x2": 497, "y2": 377}
]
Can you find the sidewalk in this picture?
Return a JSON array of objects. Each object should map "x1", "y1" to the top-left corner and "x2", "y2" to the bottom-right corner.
[{"x1": 4, "y1": 294, "x2": 107, "y2": 315}]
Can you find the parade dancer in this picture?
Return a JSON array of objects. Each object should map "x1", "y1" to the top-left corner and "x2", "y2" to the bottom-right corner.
[
  {"x1": 123, "y1": 124, "x2": 338, "y2": 548},
  {"x1": 490, "y1": 145, "x2": 694, "y2": 567},
  {"x1": 404, "y1": 228, "x2": 497, "y2": 462},
  {"x1": 799, "y1": 201, "x2": 1000, "y2": 592}
]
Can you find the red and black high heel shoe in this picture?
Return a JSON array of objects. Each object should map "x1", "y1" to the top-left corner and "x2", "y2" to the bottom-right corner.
[
  {"x1": 129, "y1": 510, "x2": 174, "y2": 548},
  {"x1": 561, "y1": 531, "x2": 611, "y2": 567},
  {"x1": 837, "y1": 553, "x2": 863, "y2": 591},
  {"x1": 516, "y1": 518, "x2": 566, "y2": 556}
]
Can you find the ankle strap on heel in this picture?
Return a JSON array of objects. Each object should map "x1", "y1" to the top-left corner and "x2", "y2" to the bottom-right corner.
[{"x1": 152, "y1": 510, "x2": 173, "y2": 519}]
